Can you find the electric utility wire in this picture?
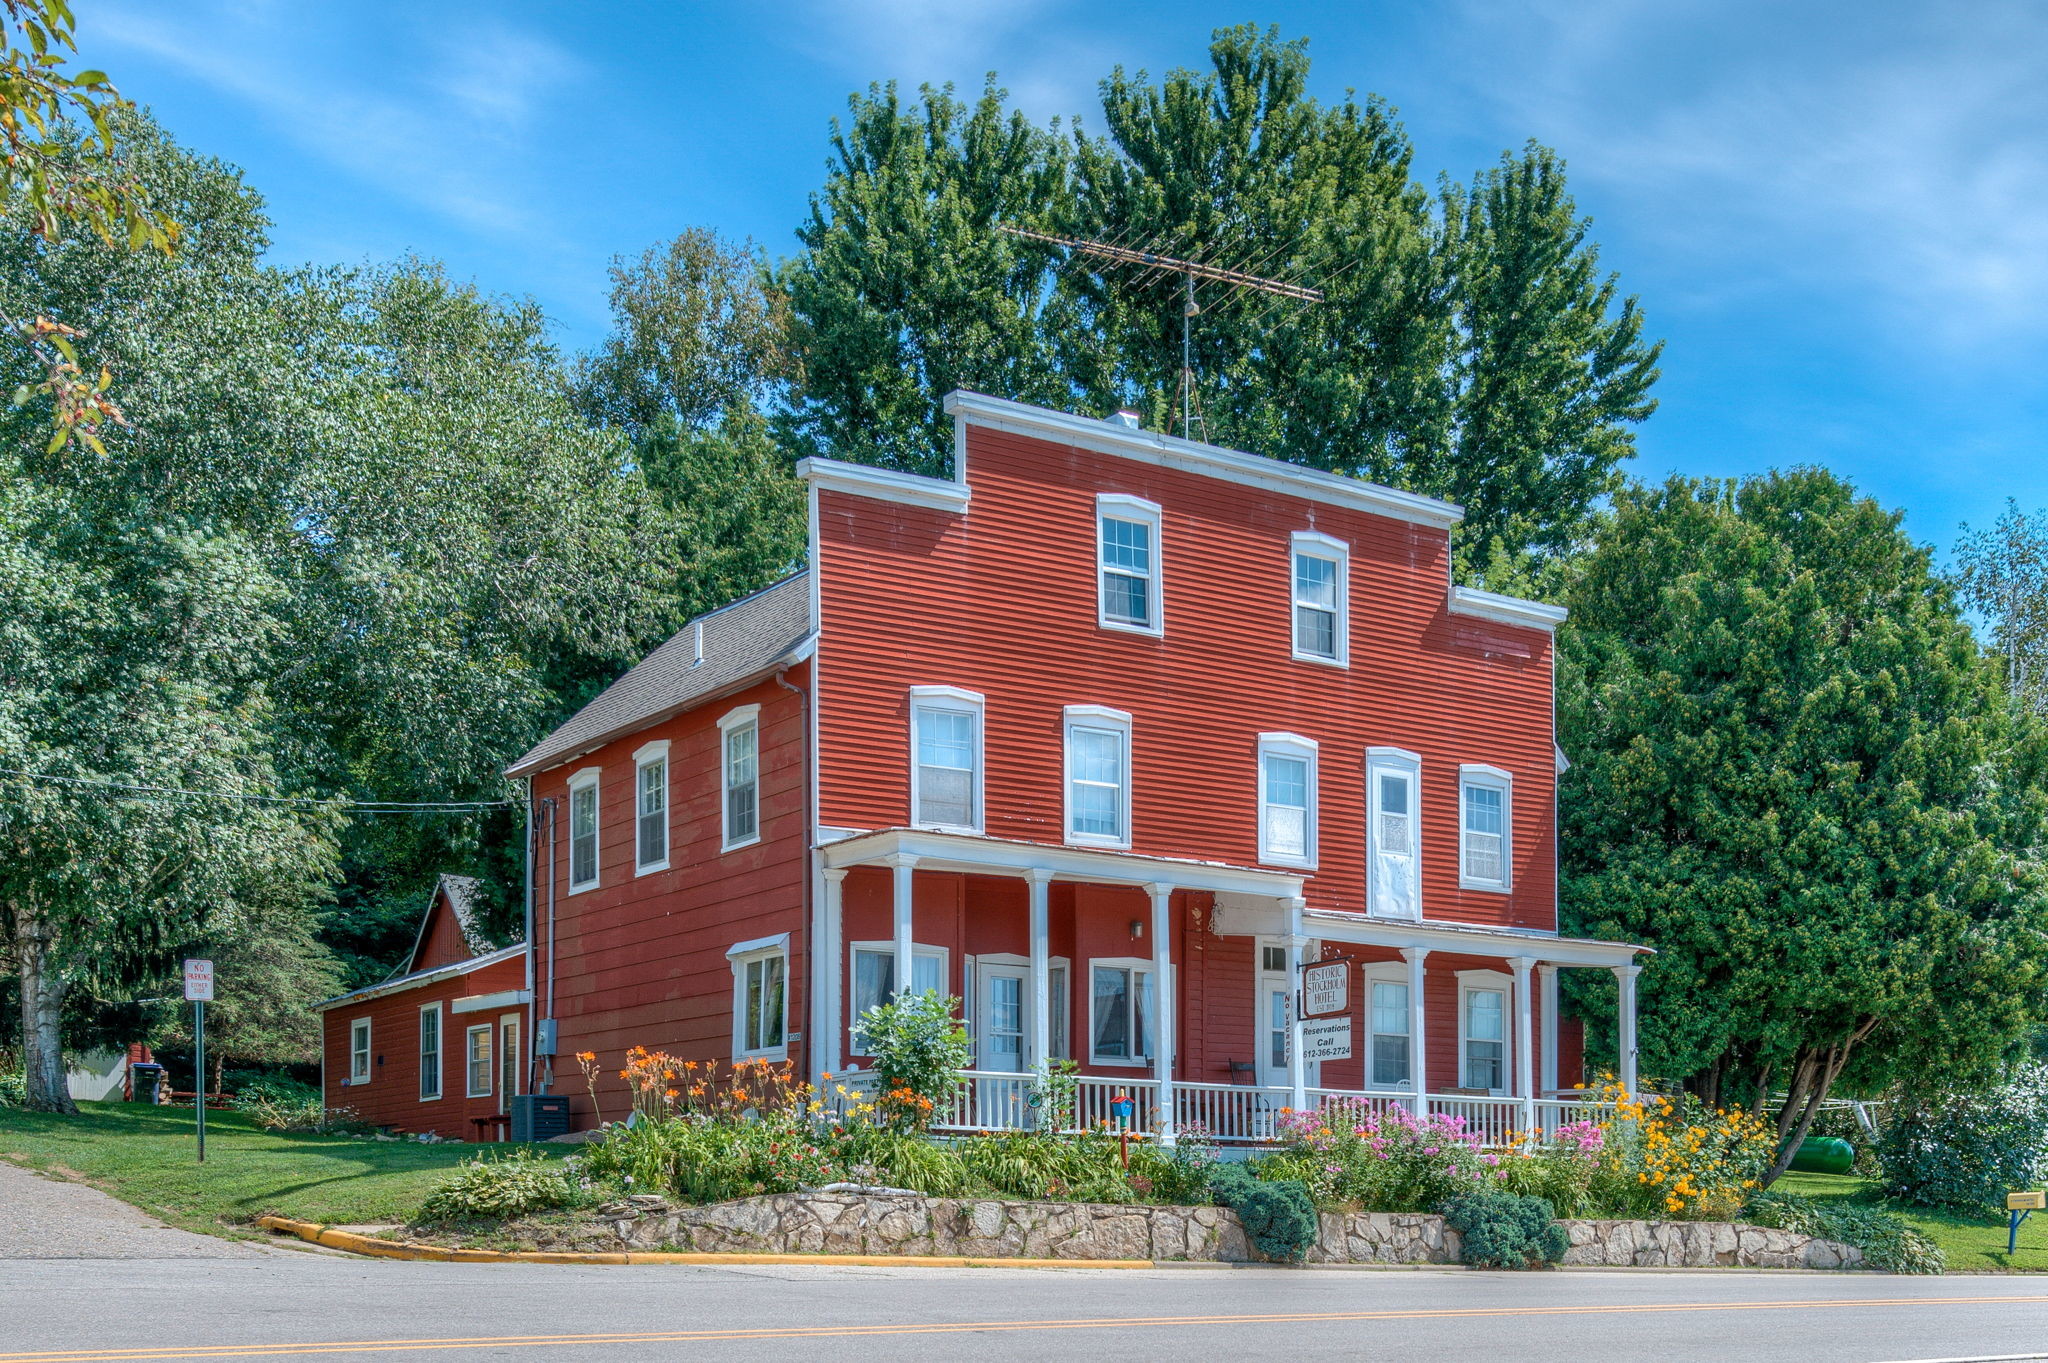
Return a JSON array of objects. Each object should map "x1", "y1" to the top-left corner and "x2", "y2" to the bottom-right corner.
[{"x1": 0, "y1": 767, "x2": 514, "y2": 813}]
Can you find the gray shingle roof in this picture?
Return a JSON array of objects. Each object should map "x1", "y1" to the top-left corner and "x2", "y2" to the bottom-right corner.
[{"x1": 504, "y1": 571, "x2": 813, "y2": 778}]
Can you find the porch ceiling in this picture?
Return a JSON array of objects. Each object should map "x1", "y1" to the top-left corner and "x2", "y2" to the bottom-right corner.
[
  {"x1": 1303, "y1": 907, "x2": 1651, "y2": 969},
  {"x1": 817, "y1": 826, "x2": 1306, "y2": 900}
]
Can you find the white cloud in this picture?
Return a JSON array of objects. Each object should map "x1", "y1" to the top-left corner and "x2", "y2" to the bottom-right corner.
[
  {"x1": 89, "y1": 4, "x2": 582, "y2": 245},
  {"x1": 1444, "y1": 0, "x2": 2048, "y2": 355}
]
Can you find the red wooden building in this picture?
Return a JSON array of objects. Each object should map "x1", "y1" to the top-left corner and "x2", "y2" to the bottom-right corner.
[
  {"x1": 316, "y1": 875, "x2": 531, "y2": 1139},
  {"x1": 336, "y1": 392, "x2": 1650, "y2": 1142}
]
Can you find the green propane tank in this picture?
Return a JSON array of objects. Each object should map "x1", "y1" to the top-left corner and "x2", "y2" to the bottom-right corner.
[{"x1": 1787, "y1": 1136, "x2": 1855, "y2": 1176}]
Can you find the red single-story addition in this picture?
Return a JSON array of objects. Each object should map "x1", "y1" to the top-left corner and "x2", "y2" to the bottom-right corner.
[{"x1": 315, "y1": 874, "x2": 531, "y2": 1139}]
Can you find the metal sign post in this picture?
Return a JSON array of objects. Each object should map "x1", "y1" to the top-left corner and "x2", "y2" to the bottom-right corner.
[
  {"x1": 2009, "y1": 1190, "x2": 2044, "y2": 1254},
  {"x1": 183, "y1": 960, "x2": 214, "y2": 1163}
]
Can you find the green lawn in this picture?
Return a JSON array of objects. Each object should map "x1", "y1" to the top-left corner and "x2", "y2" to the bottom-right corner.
[
  {"x1": 0, "y1": 1101, "x2": 549, "y2": 1238},
  {"x1": 1775, "y1": 1171, "x2": 2048, "y2": 1272}
]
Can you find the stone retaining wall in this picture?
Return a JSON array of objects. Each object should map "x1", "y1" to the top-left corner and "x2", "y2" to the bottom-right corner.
[{"x1": 583, "y1": 1192, "x2": 1862, "y2": 1269}]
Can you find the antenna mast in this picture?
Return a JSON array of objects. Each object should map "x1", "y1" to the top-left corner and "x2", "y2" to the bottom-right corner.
[{"x1": 998, "y1": 224, "x2": 1323, "y2": 442}]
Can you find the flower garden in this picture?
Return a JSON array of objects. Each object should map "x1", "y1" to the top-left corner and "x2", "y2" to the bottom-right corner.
[{"x1": 410, "y1": 994, "x2": 1943, "y2": 1271}]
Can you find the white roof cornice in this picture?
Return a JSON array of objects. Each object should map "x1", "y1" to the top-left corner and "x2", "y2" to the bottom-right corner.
[{"x1": 943, "y1": 390, "x2": 1463, "y2": 530}]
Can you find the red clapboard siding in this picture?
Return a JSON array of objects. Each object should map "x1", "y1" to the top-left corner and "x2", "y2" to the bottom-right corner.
[
  {"x1": 321, "y1": 952, "x2": 527, "y2": 1138},
  {"x1": 813, "y1": 422, "x2": 1558, "y2": 932},
  {"x1": 528, "y1": 664, "x2": 810, "y2": 1126}
]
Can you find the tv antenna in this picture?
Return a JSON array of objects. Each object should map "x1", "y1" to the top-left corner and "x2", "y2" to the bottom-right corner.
[{"x1": 998, "y1": 224, "x2": 1323, "y2": 442}]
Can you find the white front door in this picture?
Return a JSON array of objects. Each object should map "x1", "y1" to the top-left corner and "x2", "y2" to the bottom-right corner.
[
  {"x1": 1256, "y1": 943, "x2": 1292, "y2": 1090},
  {"x1": 975, "y1": 961, "x2": 1029, "y2": 1072}
]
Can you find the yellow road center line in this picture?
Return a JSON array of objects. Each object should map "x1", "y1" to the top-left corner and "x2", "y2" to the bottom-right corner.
[{"x1": 5, "y1": 1295, "x2": 2046, "y2": 1362}]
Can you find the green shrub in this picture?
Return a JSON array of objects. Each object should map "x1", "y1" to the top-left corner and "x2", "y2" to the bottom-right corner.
[
  {"x1": 1741, "y1": 1191, "x2": 1944, "y2": 1274},
  {"x1": 1878, "y1": 1066, "x2": 2048, "y2": 1214},
  {"x1": 838, "y1": 1128, "x2": 971, "y2": 1196},
  {"x1": 1438, "y1": 1191, "x2": 1568, "y2": 1269},
  {"x1": 1210, "y1": 1161, "x2": 1319, "y2": 1262},
  {"x1": 581, "y1": 1117, "x2": 838, "y2": 1203},
  {"x1": 0, "y1": 1066, "x2": 25, "y2": 1107},
  {"x1": 857, "y1": 991, "x2": 973, "y2": 1129},
  {"x1": 418, "y1": 1149, "x2": 582, "y2": 1223},
  {"x1": 231, "y1": 1074, "x2": 321, "y2": 1107}
]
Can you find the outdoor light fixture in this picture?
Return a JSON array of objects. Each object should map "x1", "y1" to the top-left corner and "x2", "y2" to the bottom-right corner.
[{"x1": 1130, "y1": 918, "x2": 1144, "y2": 939}]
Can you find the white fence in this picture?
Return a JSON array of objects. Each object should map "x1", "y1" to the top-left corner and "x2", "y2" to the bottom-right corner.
[{"x1": 828, "y1": 1068, "x2": 1611, "y2": 1146}]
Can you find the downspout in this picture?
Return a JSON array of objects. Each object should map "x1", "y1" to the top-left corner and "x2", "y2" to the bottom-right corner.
[
  {"x1": 521, "y1": 777, "x2": 536, "y2": 1096},
  {"x1": 775, "y1": 665, "x2": 811, "y2": 1079},
  {"x1": 541, "y1": 795, "x2": 559, "y2": 1093}
]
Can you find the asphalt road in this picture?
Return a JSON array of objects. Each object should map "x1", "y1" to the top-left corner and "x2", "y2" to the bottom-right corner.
[{"x1": 3, "y1": 1252, "x2": 2047, "y2": 1363}]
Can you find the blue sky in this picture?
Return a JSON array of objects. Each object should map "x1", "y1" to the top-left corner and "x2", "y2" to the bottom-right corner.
[{"x1": 81, "y1": 0, "x2": 2048, "y2": 554}]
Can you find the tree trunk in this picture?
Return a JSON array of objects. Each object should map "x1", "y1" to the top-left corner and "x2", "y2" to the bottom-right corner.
[
  {"x1": 1760, "y1": 1018, "x2": 1877, "y2": 1186},
  {"x1": 16, "y1": 903, "x2": 76, "y2": 1115}
]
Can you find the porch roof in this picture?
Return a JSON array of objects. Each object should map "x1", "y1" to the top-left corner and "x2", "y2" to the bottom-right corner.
[
  {"x1": 817, "y1": 827, "x2": 1305, "y2": 900},
  {"x1": 1303, "y1": 907, "x2": 1651, "y2": 969}
]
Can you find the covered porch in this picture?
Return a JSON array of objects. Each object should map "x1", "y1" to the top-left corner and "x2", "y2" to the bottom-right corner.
[{"x1": 812, "y1": 828, "x2": 1646, "y2": 1146}]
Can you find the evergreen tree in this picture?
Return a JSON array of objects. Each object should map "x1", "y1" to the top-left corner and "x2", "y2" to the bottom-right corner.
[
  {"x1": 1559, "y1": 471, "x2": 2048, "y2": 1182},
  {"x1": 780, "y1": 26, "x2": 1661, "y2": 572}
]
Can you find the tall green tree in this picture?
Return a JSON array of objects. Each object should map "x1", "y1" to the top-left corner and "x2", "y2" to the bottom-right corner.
[
  {"x1": 1559, "y1": 471, "x2": 2048, "y2": 1182},
  {"x1": 575, "y1": 228, "x2": 790, "y2": 439},
  {"x1": 1954, "y1": 500, "x2": 2048, "y2": 715},
  {"x1": 780, "y1": 26, "x2": 1661, "y2": 572}
]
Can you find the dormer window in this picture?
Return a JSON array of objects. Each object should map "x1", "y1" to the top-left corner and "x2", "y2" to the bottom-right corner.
[{"x1": 1097, "y1": 494, "x2": 1163, "y2": 636}]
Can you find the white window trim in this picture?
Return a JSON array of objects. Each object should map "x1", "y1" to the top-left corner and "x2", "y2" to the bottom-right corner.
[
  {"x1": 719, "y1": 703, "x2": 763, "y2": 852},
  {"x1": 1456, "y1": 969, "x2": 1512, "y2": 1095},
  {"x1": 1289, "y1": 530, "x2": 1350, "y2": 667},
  {"x1": 1361, "y1": 963, "x2": 1413, "y2": 1093},
  {"x1": 1086, "y1": 955, "x2": 1158, "y2": 1068},
  {"x1": 1255, "y1": 731, "x2": 1319, "y2": 869},
  {"x1": 418, "y1": 1003, "x2": 442, "y2": 1102},
  {"x1": 1096, "y1": 493, "x2": 1165, "y2": 638},
  {"x1": 908, "y1": 684, "x2": 985, "y2": 835},
  {"x1": 566, "y1": 765, "x2": 601, "y2": 894},
  {"x1": 349, "y1": 1017, "x2": 372, "y2": 1085},
  {"x1": 633, "y1": 739, "x2": 671, "y2": 875},
  {"x1": 1458, "y1": 763, "x2": 1514, "y2": 893},
  {"x1": 466, "y1": 1023, "x2": 494, "y2": 1099},
  {"x1": 1366, "y1": 746, "x2": 1424, "y2": 919},
  {"x1": 1062, "y1": 704, "x2": 1133, "y2": 851},
  {"x1": 848, "y1": 941, "x2": 952, "y2": 1054},
  {"x1": 730, "y1": 940, "x2": 790, "y2": 1061}
]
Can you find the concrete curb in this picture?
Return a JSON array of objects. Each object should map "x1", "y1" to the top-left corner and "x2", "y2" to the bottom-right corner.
[{"x1": 253, "y1": 1216, "x2": 1155, "y2": 1269}]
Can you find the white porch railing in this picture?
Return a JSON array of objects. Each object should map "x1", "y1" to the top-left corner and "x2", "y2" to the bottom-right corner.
[{"x1": 829, "y1": 1069, "x2": 1612, "y2": 1146}]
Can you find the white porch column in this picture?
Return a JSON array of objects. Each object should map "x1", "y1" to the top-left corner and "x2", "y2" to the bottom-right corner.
[
  {"x1": 1285, "y1": 896, "x2": 1308, "y2": 1112},
  {"x1": 1614, "y1": 963, "x2": 1641, "y2": 1094},
  {"x1": 885, "y1": 853, "x2": 918, "y2": 999},
  {"x1": 1538, "y1": 963, "x2": 1560, "y2": 1098},
  {"x1": 1147, "y1": 882, "x2": 1177, "y2": 1146},
  {"x1": 819, "y1": 867, "x2": 848, "y2": 1077},
  {"x1": 1511, "y1": 956, "x2": 1537, "y2": 1140},
  {"x1": 1401, "y1": 946, "x2": 1428, "y2": 1118},
  {"x1": 1027, "y1": 869, "x2": 1054, "y2": 1071}
]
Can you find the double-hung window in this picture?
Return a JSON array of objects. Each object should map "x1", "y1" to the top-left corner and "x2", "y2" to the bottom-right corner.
[
  {"x1": 720, "y1": 704, "x2": 761, "y2": 850},
  {"x1": 1063, "y1": 705, "x2": 1132, "y2": 849},
  {"x1": 1289, "y1": 531, "x2": 1349, "y2": 665},
  {"x1": 1367, "y1": 976, "x2": 1412, "y2": 1089},
  {"x1": 1256, "y1": 732, "x2": 1318, "y2": 867},
  {"x1": 849, "y1": 943, "x2": 947, "y2": 1051},
  {"x1": 349, "y1": 1018, "x2": 372, "y2": 1084},
  {"x1": 1458, "y1": 764, "x2": 1513, "y2": 891},
  {"x1": 1096, "y1": 494, "x2": 1163, "y2": 635},
  {"x1": 418, "y1": 1005, "x2": 442, "y2": 1101},
  {"x1": 1089, "y1": 959, "x2": 1155, "y2": 1065},
  {"x1": 465, "y1": 1024, "x2": 493, "y2": 1098},
  {"x1": 634, "y1": 740, "x2": 669, "y2": 874},
  {"x1": 909, "y1": 686, "x2": 983, "y2": 832},
  {"x1": 567, "y1": 768, "x2": 599, "y2": 892},
  {"x1": 728, "y1": 936, "x2": 788, "y2": 1059},
  {"x1": 1459, "y1": 973, "x2": 1509, "y2": 1093}
]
